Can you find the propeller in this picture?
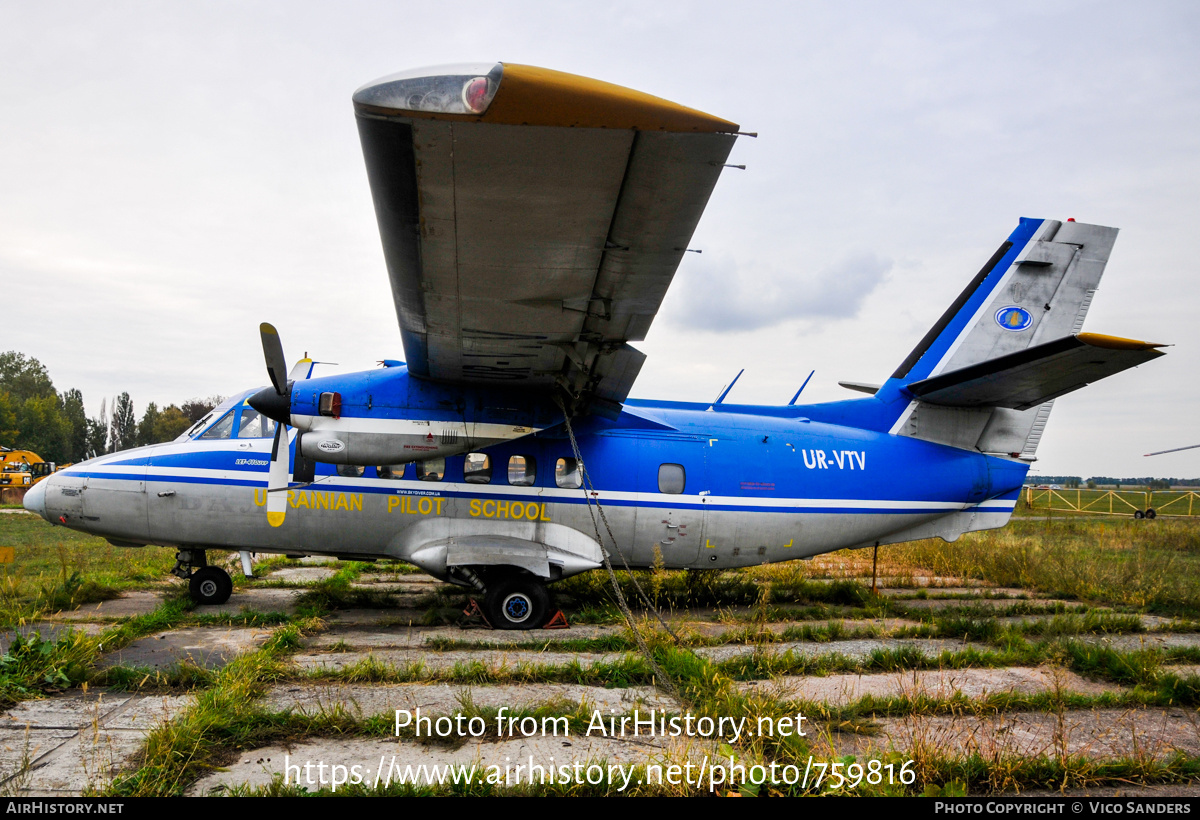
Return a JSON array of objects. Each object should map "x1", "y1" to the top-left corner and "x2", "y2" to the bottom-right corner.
[
  {"x1": 267, "y1": 421, "x2": 290, "y2": 527},
  {"x1": 252, "y1": 323, "x2": 295, "y2": 528}
]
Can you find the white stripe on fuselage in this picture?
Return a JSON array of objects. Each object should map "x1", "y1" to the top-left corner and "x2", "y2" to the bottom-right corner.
[{"x1": 76, "y1": 460, "x2": 1017, "y2": 514}]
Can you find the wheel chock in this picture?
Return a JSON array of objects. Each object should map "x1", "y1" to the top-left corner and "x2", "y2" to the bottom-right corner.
[
  {"x1": 460, "y1": 598, "x2": 493, "y2": 629},
  {"x1": 542, "y1": 610, "x2": 569, "y2": 629}
]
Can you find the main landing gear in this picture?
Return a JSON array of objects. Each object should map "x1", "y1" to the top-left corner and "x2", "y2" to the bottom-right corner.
[
  {"x1": 484, "y1": 574, "x2": 551, "y2": 630},
  {"x1": 172, "y1": 549, "x2": 233, "y2": 605},
  {"x1": 455, "y1": 568, "x2": 556, "y2": 630}
]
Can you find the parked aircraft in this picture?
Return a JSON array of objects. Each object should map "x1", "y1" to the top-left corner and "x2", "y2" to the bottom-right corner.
[{"x1": 24, "y1": 64, "x2": 1165, "y2": 627}]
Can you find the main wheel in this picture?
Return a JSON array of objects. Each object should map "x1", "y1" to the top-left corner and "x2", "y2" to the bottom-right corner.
[
  {"x1": 1146, "y1": 508, "x2": 1157, "y2": 520},
  {"x1": 1134, "y1": 510, "x2": 1145, "y2": 520},
  {"x1": 189, "y1": 566, "x2": 233, "y2": 605},
  {"x1": 485, "y1": 575, "x2": 549, "y2": 630}
]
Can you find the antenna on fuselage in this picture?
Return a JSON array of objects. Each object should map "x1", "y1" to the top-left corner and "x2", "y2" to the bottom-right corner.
[
  {"x1": 788, "y1": 370, "x2": 815, "y2": 406},
  {"x1": 709, "y1": 369, "x2": 744, "y2": 410}
]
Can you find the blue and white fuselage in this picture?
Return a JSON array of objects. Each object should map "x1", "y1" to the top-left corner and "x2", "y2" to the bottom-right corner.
[{"x1": 26, "y1": 371, "x2": 1027, "y2": 575}]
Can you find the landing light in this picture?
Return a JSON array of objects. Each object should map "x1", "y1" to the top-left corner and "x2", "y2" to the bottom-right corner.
[{"x1": 353, "y1": 63, "x2": 503, "y2": 115}]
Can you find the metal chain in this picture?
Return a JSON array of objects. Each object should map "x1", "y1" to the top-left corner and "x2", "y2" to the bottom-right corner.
[
  {"x1": 554, "y1": 399, "x2": 683, "y2": 641},
  {"x1": 553, "y1": 397, "x2": 684, "y2": 703}
]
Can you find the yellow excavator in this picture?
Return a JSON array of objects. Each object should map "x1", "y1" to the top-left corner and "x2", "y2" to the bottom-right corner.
[{"x1": 0, "y1": 448, "x2": 66, "y2": 488}]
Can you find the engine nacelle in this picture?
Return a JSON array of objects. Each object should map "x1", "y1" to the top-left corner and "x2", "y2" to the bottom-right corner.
[{"x1": 298, "y1": 424, "x2": 521, "y2": 466}]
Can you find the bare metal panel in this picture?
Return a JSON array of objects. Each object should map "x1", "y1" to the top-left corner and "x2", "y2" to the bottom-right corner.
[
  {"x1": 933, "y1": 222, "x2": 1119, "y2": 378},
  {"x1": 356, "y1": 110, "x2": 735, "y2": 402},
  {"x1": 586, "y1": 132, "x2": 737, "y2": 342}
]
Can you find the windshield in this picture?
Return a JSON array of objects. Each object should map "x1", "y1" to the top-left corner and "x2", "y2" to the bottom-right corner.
[{"x1": 183, "y1": 390, "x2": 255, "y2": 441}]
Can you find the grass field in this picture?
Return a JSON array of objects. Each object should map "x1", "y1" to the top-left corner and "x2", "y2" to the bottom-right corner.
[{"x1": 0, "y1": 514, "x2": 175, "y2": 623}]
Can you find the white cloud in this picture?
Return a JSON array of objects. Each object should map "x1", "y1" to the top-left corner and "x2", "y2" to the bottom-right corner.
[{"x1": 666, "y1": 251, "x2": 892, "y2": 332}]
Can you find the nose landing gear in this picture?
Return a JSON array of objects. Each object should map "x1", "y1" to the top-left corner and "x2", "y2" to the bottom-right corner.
[{"x1": 172, "y1": 549, "x2": 234, "y2": 605}]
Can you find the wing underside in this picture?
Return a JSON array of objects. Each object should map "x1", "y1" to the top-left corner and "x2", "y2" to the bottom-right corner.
[{"x1": 354, "y1": 63, "x2": 739, "y2": 410}]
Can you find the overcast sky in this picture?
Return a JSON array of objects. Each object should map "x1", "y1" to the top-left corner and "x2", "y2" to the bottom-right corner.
[{"x1": 2, "y1": 1, "x2": 1197, "y2": 477}]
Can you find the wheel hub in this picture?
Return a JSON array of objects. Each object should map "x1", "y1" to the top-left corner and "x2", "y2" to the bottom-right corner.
[{"x1": 503, "y1": 593, "x2": 531, "y2": 623}]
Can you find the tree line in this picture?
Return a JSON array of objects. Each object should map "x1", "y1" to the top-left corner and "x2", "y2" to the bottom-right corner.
[{"x1": 0, "y1": 351, "x2": 222, "y2": 465}]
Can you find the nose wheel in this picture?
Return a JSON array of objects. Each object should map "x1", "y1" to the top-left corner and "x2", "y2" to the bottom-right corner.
[{"x1": 188, "y1": 566, "x2": 233, "y2": 606}]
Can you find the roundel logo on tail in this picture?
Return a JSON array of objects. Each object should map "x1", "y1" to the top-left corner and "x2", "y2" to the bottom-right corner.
[{"x1": 994, "y1": 306, "x2": 1033, "y2": 332}]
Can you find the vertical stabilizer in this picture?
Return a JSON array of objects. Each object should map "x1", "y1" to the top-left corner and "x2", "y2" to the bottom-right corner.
[{"x1": 881, "y1": 218, "x2": 1120, "y2": 455}]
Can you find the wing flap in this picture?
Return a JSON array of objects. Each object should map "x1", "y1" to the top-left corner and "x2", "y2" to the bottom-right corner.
[
  {"x1": 907, "y1": 333, "x2": 1165, "y2": 410},
  {"x1": 587, "y1": 131, "x2": 738, "y2": 342}
]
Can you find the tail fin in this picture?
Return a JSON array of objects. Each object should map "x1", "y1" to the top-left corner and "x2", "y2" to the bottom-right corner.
[{"x1": 880, "y1": 218, "x2": 1161, "y2": 456}]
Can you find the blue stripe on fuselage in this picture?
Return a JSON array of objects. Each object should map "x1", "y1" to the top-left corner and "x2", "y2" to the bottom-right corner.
[{"x1": 68, "y1": 402, "x2": 1027, "y2": 514}]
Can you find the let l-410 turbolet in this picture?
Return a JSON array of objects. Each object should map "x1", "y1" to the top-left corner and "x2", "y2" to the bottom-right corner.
[{"x1": 26, "y1": 63, "x2": 1165, "y2": 628}]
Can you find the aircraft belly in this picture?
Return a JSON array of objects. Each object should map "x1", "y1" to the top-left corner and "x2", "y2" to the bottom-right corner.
[{"x1": 698, "y1": 508, "x2": 945, "y2": 568}]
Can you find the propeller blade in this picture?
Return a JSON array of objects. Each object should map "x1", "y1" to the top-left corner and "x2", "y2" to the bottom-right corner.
[
  {"x1": 260, "y1": 323, "x2": 289, "y2": 395},
  {"x1": 267, "y1": 422, "x2": 291, "y2": 528}
]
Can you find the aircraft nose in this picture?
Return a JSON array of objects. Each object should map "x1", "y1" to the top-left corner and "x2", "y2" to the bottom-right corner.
[{"x1": 23, "y1": 480, "x2": 47, "y2": 521}]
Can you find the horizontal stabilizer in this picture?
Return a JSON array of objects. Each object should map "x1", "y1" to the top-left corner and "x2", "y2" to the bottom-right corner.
[
  {"x1": 907, "y1": 333, "x2": 1165, "y2": 410},
  {"x1": 838, "y1": 381, "x2": 880, "y2": 396}
]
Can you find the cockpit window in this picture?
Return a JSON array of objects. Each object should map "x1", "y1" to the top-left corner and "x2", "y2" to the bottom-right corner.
[
  {"x1": 185, "y1": 411, "x2": 215, "y2": 439},
  {"x1": 199, "y1": 410, "x2": 235, "y2": 440},
  {"x1": 236, "y1": 408, "x2": 276, "y2": 439}
]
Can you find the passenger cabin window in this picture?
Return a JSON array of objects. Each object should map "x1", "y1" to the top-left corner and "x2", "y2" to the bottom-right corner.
[
  {"x1": 336, "y1": 464, "x2": 365, "y2": 478},
  {"x1": 416, "y1": 457, "x2": 444, "y2": 482},
  {"x1": 464, "y1": 453, "x2": 492, "y2": 484},
  {"x1": 199, "y1": 410, "x2": 235, "y2": 440},
  {"x1": 237, "y1": 408, "x2": 276, "y2": 439},
  {"x1": 555, "y1": 457, "x2": 583, "y2": 489},
  {"x1": 658, "y1": 463, "x2": 686, "y2": 494},
  {"x1": 377, "y1": 465, "x2": 407, "y2": 480},
  {"x1": 508, "y1": 455, "x2": 536, "y2": 486}
]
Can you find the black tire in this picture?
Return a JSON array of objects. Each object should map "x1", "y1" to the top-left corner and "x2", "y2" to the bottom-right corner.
[
  {"x1": 1146, "y1": 508, "x2": 1157, "y2": 520},
  {"x1": 189, "y1": 566, "x2": 233, "y2": 605},
  {"x1": 485, "y1": 575, "x2": 549, "y2": 630},
  {"x1": 1134, "y1": 510, "x2": 1145, "y2": 520}
]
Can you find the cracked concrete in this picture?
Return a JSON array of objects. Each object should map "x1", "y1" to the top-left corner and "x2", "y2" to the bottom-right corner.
[
  {"x1": 0, "y1": 690, "x2": 191, "y2": 796},
  {"x1": 97, "y1": 626, "x2": 275, "y2": 670}
]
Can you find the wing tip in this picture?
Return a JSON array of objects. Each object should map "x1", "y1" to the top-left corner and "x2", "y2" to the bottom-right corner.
[{"x1": 1076, "y1": 332, "x2": 1167, "y2": 351}]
